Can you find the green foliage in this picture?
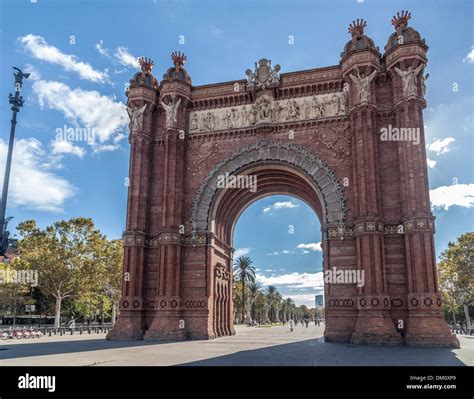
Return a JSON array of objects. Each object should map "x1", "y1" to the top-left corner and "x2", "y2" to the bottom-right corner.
[
  {"x1": 438, "y1": 232, "x2": 474, "y2": 327},
  {"x1": 4, "y1": 218, "x2": 123, "y2": 326},
  {"x1": 0, "y1": 258, "x2": 30, "y2": 320},
  {"x1": 233, "y1": 256, "x2": 256, "y2": 324}
]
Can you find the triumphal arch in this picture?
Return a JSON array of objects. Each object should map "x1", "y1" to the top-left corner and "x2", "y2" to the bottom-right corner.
[{"x1": 107, "y1": 11, "x2": 459, "y2": 347}]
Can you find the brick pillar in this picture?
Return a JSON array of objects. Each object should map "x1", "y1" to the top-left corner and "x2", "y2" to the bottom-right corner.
[
  {"x1": 381, "y1": 15, "x2": 458, "y2": 347},
  {"x1": 107, "y1": 86, "x2": 157, "y2": 340},
  {"x1": 349, "y1": 103, "x2": 402, "y2": 345},
  {"x1": 391, "y1": 87, "x2": 459, "y2": 347},
  {"x1": 144, "y1": 83, "x2": 191, "y2": 340}
]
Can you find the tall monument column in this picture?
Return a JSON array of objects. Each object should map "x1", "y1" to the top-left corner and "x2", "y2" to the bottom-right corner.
[
  {"x1": 384, "y1": 11, "x2": 459, "y2": 347},
  {"x1": 107, "y1": 58, "x2": 159, "y2": 340},
  {"x1": 339, "y1": 19, "x2": 402, "y2": 345},
  {"x1": 144, "y1": 52, "x2": 192, "y2": 340}
]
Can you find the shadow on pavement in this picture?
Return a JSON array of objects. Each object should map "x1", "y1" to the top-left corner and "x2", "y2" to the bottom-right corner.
[
  {"x1": 0, "y1": 338, "x2": 163, "y2": 360},
  {"x1": 178, "y1": 337, "x2": 467, "y2": 366}
]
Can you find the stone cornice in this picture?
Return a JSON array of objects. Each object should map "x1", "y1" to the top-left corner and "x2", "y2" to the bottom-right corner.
[{"x1": 383, "y1": 41, "x2": 428, "y2": 70}]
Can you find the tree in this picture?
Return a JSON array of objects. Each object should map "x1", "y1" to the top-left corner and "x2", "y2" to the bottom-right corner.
[
  {"x1": 0, "y1": 258, "x2": 30, "y2": 325},
  {"x1": 439, "y1": 260, "x2": 461, "y2": 325},
  {"x1": 265, "y1": 285, "x2": 282, "y2": 322},
  {"x1": 283, "y1": 297, "x2": 295, "y2": 321},
  {"x1": 247, "y1": 281, "x2": 262, "y2": 324},
  {"x1": 233, "y1": 256, "x2": 256, "y2": 324},
  {"x1": 16, "y1": 218, "x2": 106, "y2": 328},
  {"x1": 438, "y1": 233, "x2": 474, "y2": 332},
  {"x1": 99, "y1": 239, "x2": 123, "y2": 325}
]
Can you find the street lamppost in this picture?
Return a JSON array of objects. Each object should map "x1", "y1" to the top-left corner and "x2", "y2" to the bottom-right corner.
[{"x1": 0, "y1": 67, "x2": 30, "y2": 257}]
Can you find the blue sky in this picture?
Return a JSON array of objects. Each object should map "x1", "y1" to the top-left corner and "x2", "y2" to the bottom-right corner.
[{"x1": 0, "y1": 0, "x2": 473, "y2": 306}]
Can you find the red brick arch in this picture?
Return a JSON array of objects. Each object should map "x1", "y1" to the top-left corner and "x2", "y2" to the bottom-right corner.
[
  {"x1": 108, "y1": 14, "x2": 459, "y2": 347},
  {"x1": 191, "y1": 141, "x2": 346, "y2": 235}
]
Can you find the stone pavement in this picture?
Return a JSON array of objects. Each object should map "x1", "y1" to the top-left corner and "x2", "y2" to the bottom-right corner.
[{"x1": 0, "y1": 324, "x2": 472, "y2": 366}]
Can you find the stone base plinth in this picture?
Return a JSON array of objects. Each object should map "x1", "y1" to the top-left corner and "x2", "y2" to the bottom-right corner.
[
  {"x1": 405, "y1": 314, "x2": 460, "y2": 348},
  {"x1": 106, "y1": 316, "x2": 144, "y2": 340},
  {"x1": 350, "y1": 312, "x2": 403, "y2": 345},
  {"x1": 143, "y1": 328, "x2": 187, "y2": 341}
]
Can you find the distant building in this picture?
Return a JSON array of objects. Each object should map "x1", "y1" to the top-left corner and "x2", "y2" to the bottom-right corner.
[{"x1": 315, "y1": 294, "x2": 324, "y2": 308}]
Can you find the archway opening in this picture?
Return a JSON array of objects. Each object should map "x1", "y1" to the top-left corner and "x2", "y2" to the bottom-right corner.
[
  {"x1": 232, "y1": 194, "x2": 323, "y2": 329},
  {"x1": 206, "y1": 160, "x2": 333, "y2": 338}
]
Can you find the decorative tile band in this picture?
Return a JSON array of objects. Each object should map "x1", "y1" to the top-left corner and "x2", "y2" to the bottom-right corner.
[
  {"x1": 122, "y1": 231, "x2": 210, "y2": 247},
  {"x1": 327, "y1": 218, "x2": 435, "y2": 239}
]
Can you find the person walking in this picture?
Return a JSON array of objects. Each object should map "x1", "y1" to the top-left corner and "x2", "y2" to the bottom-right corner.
[
  {"x1": 289, "y1": 319, "x2": 294, "y2": 332},
  {"x1": 68, "y1": 317, "x2": 76, "y2": 332}
]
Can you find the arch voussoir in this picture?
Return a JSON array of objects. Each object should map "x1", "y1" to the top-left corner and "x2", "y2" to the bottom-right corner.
[{"x1": 191, "y1": 141, "x2": 347, "y2": 231}]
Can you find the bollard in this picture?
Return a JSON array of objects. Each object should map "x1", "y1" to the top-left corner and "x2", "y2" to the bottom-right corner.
[{"x1": 48, "y1": 329, "x2": 52, "y2": 336}]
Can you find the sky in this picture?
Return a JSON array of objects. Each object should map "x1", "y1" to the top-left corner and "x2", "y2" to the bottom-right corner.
[{"x1": 0, "y1": 0, "x2": 473, "y2": 307}]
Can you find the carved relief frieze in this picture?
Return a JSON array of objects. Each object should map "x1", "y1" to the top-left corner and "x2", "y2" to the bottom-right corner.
[{"x1": 188, "y1": 92, "x2": 347, "y2": 133}]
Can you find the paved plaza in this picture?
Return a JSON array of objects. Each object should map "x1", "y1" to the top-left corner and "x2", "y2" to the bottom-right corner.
[{"x1": 0, "y1": 324, "x2": 472, "y2": 366}]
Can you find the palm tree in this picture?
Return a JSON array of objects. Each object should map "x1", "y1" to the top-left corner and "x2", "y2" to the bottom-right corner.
[
  {"x1": 265, "y1": 285, "x2": 281, "y2": 322},
  {"x1": 233, "y1": 256, "x2": 256, "y2": 324},
  {"x1": 284, "y1": 297, "x2": 295, "y2": 321},
  {"x1": 247, "y1": 281, "x2": 262, "y2": 324}
]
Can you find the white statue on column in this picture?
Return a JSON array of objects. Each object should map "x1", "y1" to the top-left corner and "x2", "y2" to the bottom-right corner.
[
  {"x1": 394, "y1": 64, "x2": 424, "y2": 98},
  {"x1": 161, "y1": 94, "x2": 181, "y2": 129},
  {"x1": 349, "y1": 68, "x2": 377, "y2": 104},
  {"x1": 127, "y1": 104, "x2": 147, "y2": 132}
]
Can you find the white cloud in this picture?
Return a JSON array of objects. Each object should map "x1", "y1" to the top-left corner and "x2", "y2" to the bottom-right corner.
[
  {"x1": 51, "y1": 140, "x2": 85, "y2": 159},
  {"x1": 430, "y1": 183, "x2": 474, "y2": 210},
  {"x1": 427, "y1": 158, "x2": 437, "y2": 168},
  {"x1": 32, "y1": 80, "x2": 128, "y2": 152},
  {"x1": 19, "y1": 34, "x2": 108, "y2": 83},
  {"x1": 95, "y1": 40, "x2": 110, "y2": 57},
  {"x1": 297, "y1": 242, "x2": 322, "y2": 252},
  {"x1": 0, "y1": 138, "x2": 75, "y2": 212},
  {"x1": 234, "y1": 247, "x2": 250, "y2": 258},
  {"x1": 257, "y1": 271, "x2": 324, "y2": 289},
  {"x1": 95, "y1": 41, "x2": 139, "y2": 70},
  {"x1": 115, "y1": 46, "x2": 139, "y2": 68},
  {"x1": 263, "y1": 201, "x2": 299, "y2": 214},
  {"x1": 23, "y1": 64, "x2": 41, "y2": 81},
  {"x1": 463, "y1": 46, "x2": 474, "y2": 63},
  {"x1": 427, "y1": 137, "x2": 455, "y2": 155},
  {"x1": 282, "y1": 250, "x2": 294, "y2": 254},
  {"x1": 266, "y1": 252, "x2": 279, "y2": 256}
]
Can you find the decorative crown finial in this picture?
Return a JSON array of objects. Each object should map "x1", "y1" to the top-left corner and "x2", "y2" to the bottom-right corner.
[
  {"x1": 171, "y1": 51, "x2": 187, "y2": 70},
  {"x1": 391, "y1": 10, "x2": 411, "y2": 29},
  {"x1": 348, "y1": 18, "x2": 367, "y2": 37},
  {"x1": 138, "y1": 57, "x2": 155, "y2": 72}
]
